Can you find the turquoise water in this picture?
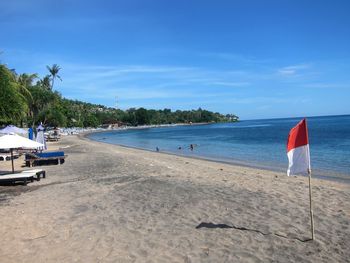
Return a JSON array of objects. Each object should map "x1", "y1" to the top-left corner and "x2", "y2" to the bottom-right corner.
[{"x1": 88, "y1": 115, "x2": 350, "y2": 181}]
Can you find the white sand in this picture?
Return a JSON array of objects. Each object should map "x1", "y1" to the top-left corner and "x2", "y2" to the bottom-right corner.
[{"x1": 0, "y1": 135, "x2": 349, "y2": 262}]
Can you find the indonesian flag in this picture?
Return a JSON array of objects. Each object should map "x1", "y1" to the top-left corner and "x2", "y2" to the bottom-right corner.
[{"x1": 287, "y1": 119, "x2": 311, "y2": 176}]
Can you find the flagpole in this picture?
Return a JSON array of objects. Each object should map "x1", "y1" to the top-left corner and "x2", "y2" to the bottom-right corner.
[{"x1": 308, "y1": 169, "x2": 315, "y2": 240}]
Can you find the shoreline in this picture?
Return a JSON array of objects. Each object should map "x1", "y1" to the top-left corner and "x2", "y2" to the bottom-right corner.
[
  {"x1": 60, "y1": 121, "x2": 219, "y2": 135},
  {"x1": 84, "y1": 131, "x2": 350, "y2": 185}
]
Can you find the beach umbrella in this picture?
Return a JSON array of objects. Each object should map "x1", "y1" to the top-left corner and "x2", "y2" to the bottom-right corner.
[
  {"x1": 0, "y1": 125, "x2": 27, "y2": 135},
  {"x1": 36, "y1": 124, "x2": 47, "y2": 151},
  {"x1": 0, "y1": 133, "x2": 44, "y2": 173}
]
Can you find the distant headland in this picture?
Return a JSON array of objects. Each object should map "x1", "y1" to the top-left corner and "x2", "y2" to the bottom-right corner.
[{"x1": 0, "y1": 63, "x2": 238, "y2": 128}]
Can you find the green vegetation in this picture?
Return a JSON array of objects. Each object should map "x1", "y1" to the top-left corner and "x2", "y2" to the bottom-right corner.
[{"x1": 0, "y1": 63, "x2": 238, "y2": 127}]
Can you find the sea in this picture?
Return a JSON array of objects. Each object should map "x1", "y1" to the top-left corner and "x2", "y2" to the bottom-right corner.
[{"x1": 88, "y1": 115, "x2": 350, "y2": 182}]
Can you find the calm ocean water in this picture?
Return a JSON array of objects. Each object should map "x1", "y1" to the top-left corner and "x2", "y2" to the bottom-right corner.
[{"x1": 88, "y1": 115, "x2": 350, "y2": 181}]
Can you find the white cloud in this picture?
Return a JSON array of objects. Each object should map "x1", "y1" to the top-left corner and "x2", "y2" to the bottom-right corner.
[
  {"x1": 6, "y1": 49, "x2": 344, "y2": 116},
  {"x1": 302, "y1": 83, "x2": 349, "y2": 89},
  {"x1": 210, "y1": 81, "x2": 250, "y2": 87},
  {"x1": 278, "y1": 69, "x2": 296, "y2": 75},
  {"x1": 58, "y1": 62, "x2": 254, "y2": 96},
  {"x1": 278, "y1": 63, "x2": 311, "y2": 76},
  {"x1": 201, "y1": 52, "x2": 272, "y2": 65}
]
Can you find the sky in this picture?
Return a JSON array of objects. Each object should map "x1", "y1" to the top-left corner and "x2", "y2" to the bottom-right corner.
[{"x1": 1, "y1": 0, "x2": 349, "y2": 120}]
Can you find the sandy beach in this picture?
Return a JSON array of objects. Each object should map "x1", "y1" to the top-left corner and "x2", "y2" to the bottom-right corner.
[{"x1": 0, "y1": 134, "x2": 349, "y2": 262}]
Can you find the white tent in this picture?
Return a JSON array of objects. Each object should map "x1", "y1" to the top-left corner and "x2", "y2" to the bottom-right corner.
[
  {"x1": 0, "y1": 125, "x2": 27, "y2": 135},
  {"x1": 0, "y1": 134, "x2": 44, "y2": 173}
]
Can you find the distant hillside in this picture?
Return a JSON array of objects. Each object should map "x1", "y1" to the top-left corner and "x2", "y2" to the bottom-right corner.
[{"x1": 0, "y1": 63, "x2": 238, "y2": 127}]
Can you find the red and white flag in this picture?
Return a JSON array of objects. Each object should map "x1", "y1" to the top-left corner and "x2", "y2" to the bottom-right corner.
[{"x1": 287, "y1": 118, "x2": 311, "y2": 176}]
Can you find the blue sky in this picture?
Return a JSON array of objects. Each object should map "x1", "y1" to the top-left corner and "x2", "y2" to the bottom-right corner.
[{"x1": 1, "y1": 0, "x2": 349, "y2": 119}]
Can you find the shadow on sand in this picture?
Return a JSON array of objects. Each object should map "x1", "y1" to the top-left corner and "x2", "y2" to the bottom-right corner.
[{"x1": 195, "y1": 222, "x2": 313, "y2": 242}]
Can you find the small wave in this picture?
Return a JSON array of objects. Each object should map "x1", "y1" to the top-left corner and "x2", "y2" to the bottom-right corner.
[{"x1": 213, "y1": 124, "x2": 272, "y2": 129}]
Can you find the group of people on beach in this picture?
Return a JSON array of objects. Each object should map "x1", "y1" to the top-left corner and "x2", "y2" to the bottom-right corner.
[
  {"x1": 181, "y1": 144, "x2": 195, "y2": 151},
  {"x1": 156, "y1": 144, "x2": 196, "y2": 152}
]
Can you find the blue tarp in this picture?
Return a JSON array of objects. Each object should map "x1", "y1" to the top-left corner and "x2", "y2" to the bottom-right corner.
[
  {"x1": 28, "y1": 128, "x2": 33, "y2": 140},
  {"x1": 36, "y1": 151, "x2": 65, "y2": 158}
]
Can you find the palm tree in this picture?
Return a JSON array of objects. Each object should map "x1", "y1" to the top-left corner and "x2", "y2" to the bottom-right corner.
[
  {"x1": 17, "y1": 73, "x2": 36, "y2": 103},
  {"x1": 18, "y1": 73, "x2": 38, "y2": 89},
  {"x1": 46, "y1": 64, "x2": 62, "y2": 90},
  {"x1": 0, "y1": 65, "x2": 28, "y2": 125},
  {"x1": 37, "y1": 75, "x2": 51, "y2": 90}
]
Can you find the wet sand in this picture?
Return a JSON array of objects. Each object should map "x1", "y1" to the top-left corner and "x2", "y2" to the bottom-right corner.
[{"x1": 0, "y1": 135, "x2": 349, "y2": 262}]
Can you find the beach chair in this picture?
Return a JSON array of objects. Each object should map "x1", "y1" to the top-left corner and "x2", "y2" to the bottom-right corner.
[
  {"x1": 21, "y1": 169, "x2": 46, "y2": 181},
  {"x1": 0, "y1": 172, "x2": 36, "y2": 185},
  {"x1": 47, "y1": 134, "x2": 61, "y2": 142},
  {"x1": 25, "y1": 151, "x2": 67, "y2": 167},
  {"x1": 0, "y1": 153, "x2": 20, "y2": 161}
]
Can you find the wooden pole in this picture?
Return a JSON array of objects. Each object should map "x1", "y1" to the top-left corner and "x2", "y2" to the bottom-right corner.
[
  {"x1": 11, "y1": 148, "x2": 14, "y2": 174},
  {"x1": 308, "y1": 169, "x2": 315, "y2": 240}
]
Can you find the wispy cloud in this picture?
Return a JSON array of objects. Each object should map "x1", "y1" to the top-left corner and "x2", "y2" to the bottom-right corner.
[
  {"x1": 278, "y1": 63, "x2": 311, "y2": 76},
  {"x1": 60, "y1": 63, "x2": 253, "y2": 91},
  {"x1": 201, "y1": 52, "x2": 272, "y2": 65},
  {"x1": 209, "y1": 81, "x2": 250, "y2": 87},
  {"x1": 302, "y1": 83, "x2": 349, "y2": 89},
  {"x1": 67, "y1": 83, "x2": 244, "y2": 101},
  {"x1": 3, "y1": 48, "x2": 349, "y2": 118}
]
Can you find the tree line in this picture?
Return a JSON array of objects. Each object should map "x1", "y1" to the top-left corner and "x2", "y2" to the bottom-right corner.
[{"x1": 0, "y1": 63, "x2": 238, "y2": 128}]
